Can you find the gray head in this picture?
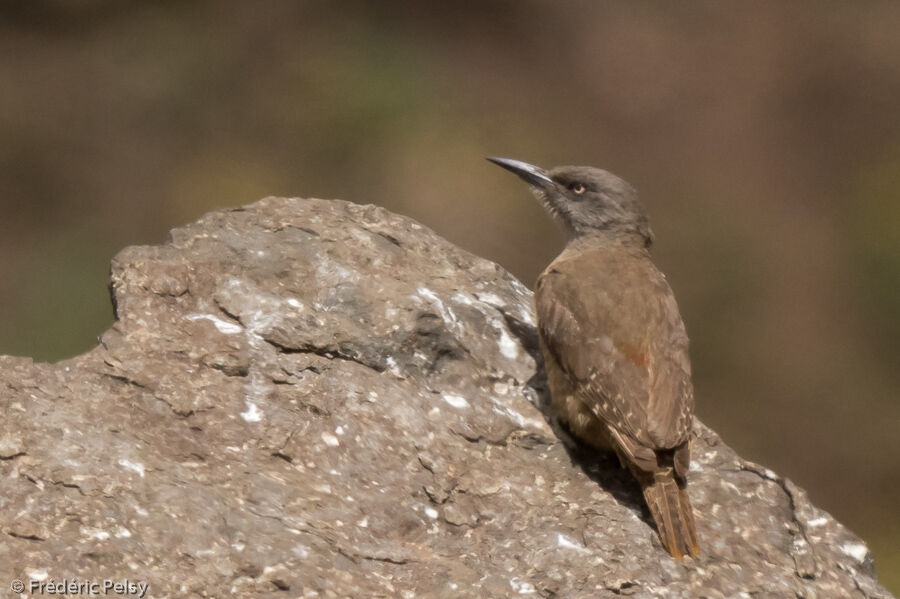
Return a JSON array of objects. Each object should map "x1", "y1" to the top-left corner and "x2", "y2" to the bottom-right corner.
[{"x1": 488, "y1": 157, "x2": 653, "y2": 247}]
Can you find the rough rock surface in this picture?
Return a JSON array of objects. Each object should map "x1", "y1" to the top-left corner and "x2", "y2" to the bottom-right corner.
[{"x1": 0, "y1": 197, "x2": 892, "y2": 598}]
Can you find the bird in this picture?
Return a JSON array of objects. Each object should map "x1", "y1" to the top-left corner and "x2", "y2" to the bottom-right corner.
[{"x1": 488, "y1": 156, "x2": 700, "y2": 559}]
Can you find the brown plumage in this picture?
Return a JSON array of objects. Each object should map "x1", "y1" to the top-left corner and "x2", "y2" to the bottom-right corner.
[{"x1": 489, "y1": 157, "x2": 700, "y2": 559}]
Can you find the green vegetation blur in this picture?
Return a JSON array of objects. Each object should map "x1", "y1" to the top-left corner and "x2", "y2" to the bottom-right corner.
[{"x1": 1, "y1": 1, "x2": 898, "y2": 590}]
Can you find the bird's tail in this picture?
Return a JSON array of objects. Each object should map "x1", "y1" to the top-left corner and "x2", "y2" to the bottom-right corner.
[{"x1": 639, "y1": 469, "x2": 700, "y2": 560}]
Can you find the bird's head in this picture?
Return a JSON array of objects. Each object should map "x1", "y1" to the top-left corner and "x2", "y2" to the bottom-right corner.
[{"x1": 488, "y1": 157, "x2": 653, "y2": 247}]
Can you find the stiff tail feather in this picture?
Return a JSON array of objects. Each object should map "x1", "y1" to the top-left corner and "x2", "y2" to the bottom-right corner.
[{"x1": 639, "y1": 470, "x2": 700, "y2": 560}]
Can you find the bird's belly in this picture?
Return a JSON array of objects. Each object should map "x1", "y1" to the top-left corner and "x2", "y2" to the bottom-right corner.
[
  {"x1": 552, "y1": 392, "x2": 612, "y2": 450},
  {"x1": 543, "y1": 347, "x2": 612, "y2": 450}
]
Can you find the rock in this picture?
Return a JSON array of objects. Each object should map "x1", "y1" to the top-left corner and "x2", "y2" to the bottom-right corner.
[{"x1": 0, "y1": 197, "x2": 892, "y2": 598}]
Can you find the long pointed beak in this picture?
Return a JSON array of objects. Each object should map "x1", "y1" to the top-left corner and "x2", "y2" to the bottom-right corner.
[{"x1": 486, "y1": 156, "x2": 554, "y2": 189}]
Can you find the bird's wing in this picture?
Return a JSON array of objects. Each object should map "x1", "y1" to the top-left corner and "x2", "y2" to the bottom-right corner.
[{"x1": 535, "y1": 247, "x2": 693, "y2": 458}]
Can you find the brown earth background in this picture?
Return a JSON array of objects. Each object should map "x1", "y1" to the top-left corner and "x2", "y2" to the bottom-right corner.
[{"x1": 0, "y1": 1, "x2": 898, "y2": 591}]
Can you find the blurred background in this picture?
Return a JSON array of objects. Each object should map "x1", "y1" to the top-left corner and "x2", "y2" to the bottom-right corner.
[{"x1": 1, "y1": 0, "x2": 898, "y2": 589}]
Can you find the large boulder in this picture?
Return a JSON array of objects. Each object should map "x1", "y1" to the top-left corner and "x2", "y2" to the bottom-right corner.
[{"x1": 0, "y1": 198, "x2": 892, "y2": 598}]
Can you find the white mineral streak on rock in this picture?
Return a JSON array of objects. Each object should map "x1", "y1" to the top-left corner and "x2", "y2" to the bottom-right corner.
[
  {"x1": 492, "y1": 318, "x2": 519, "y2": 359},
  {"x1": 240, "y1": 401, "x2": 262, "y2": 422},
  {"x1": 117, "y1": 458, "x2": 145, "y2": 477},
  {"x1": 556, "y1": 533, "x2": 591, "y2": 554},
  {"x1": 807, "y1": 517, "x2": 828, "y2": 527},
  {"x1": 186, "y1": 313, "x2": 243, "y2": 334},
  {"x1": 418, "y1": 287, "x2": 461, "y2": 333},
  {"x1": 442, "y1": 394, "x2": 470, "y2": 409},
  {"x1": 510, "y1": 577, "x2": 536, "y2": 594},
  {"x1": 840, "y1": 542, "x2": 868, "y2": 563},
  {"x1": 82, "y1": 527, "x2": 110, "y2": 541}
]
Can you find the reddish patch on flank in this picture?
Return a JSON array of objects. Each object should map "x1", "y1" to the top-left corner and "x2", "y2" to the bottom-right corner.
[{"x1": 620, "y1": 343, "x2": 648, "y2": 366}]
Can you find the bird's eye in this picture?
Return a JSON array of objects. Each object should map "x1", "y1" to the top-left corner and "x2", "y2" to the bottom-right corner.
[{"x1": 569, "y1": 182, "x2": 586, "y2": 195}]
